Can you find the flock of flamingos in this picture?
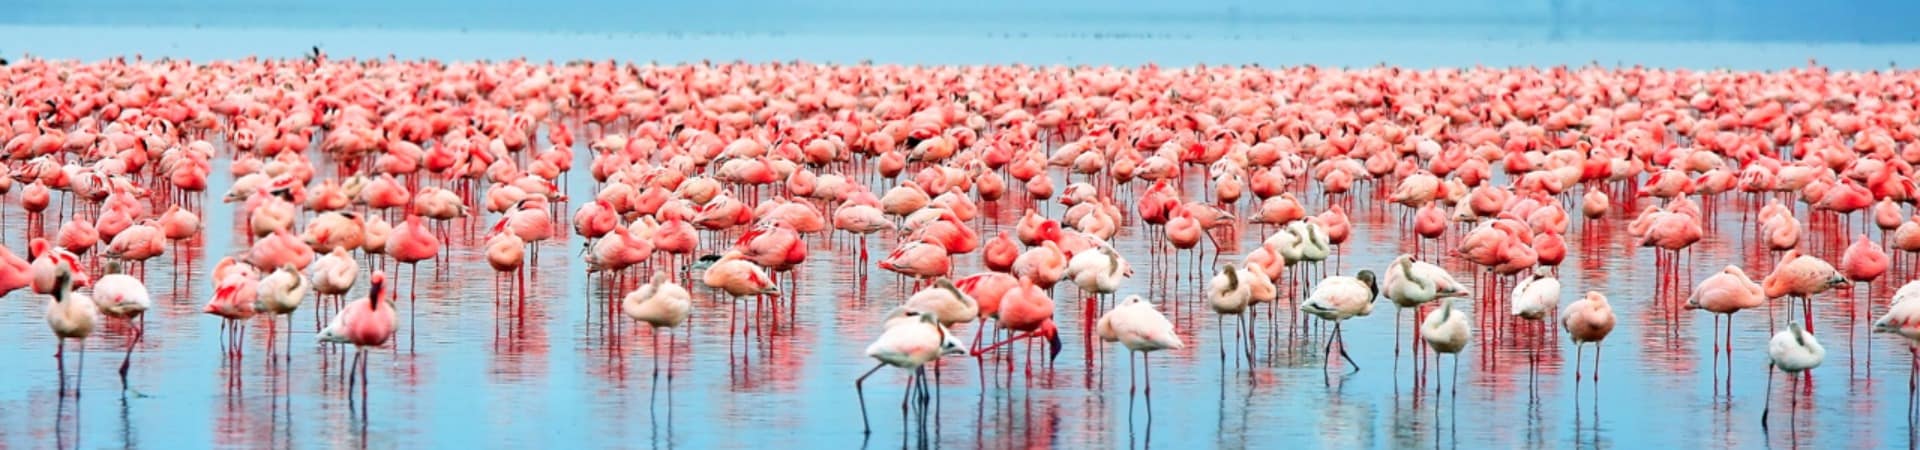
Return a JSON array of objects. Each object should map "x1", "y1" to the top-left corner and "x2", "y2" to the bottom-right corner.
[{"x1": 5, "y1": 55, "x2": 1920, "y2": 437}]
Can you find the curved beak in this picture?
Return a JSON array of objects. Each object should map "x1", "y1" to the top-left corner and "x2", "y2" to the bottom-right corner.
[{"x1": 1047, "y1": 333, "x2": 1064, "y2": 362}]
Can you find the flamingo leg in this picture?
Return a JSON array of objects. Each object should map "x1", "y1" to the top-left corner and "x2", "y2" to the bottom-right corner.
[
  {"x1": 854, "y1": 362, "x2": 884, "y2": 434},
  {"x1": 1336, "y1": 322, "x2": 1358, "y2": 371},
  {"x1": 1761, "y1": 363, "x2": 1774, "y2": 430},
  {"x1": 119, "y1": 316, "x2": 143, "y2": 391}
]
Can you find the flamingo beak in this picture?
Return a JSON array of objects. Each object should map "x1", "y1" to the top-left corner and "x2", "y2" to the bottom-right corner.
[{"x1": 1046, "y1": 333, "x2": 1063, "y2": 362}]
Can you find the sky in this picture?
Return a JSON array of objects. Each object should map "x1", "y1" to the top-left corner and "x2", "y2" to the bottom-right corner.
[{"x1": 6, "y1": 0, "x2": 1919, "y2": 43}]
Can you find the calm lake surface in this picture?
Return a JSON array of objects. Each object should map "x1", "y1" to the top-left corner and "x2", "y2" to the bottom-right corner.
[
  {"x1": 1, "y1": 131, "x2": 1916, "y2": 449},
  {"x1": 5, "y1": 20, "x2": 1920, "y2": 450}
]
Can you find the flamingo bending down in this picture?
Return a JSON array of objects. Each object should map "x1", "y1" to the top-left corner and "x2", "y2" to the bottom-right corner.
[{"x1": 854, "y1": 310, "x2": 966, "y2": 433}]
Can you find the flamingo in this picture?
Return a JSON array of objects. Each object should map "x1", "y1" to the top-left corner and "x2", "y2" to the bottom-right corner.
[
  {"x1": 388, "y1": 213, "x2": 440, "y2": 349},
  {"x1": 0, "y1": 243, "x2": 35, "y2": 300},
  {"x1": 700, "y1": 250, "x2": 781, "y2": 336},
  {"x1": 309, "y1": 247, "x2": 359, "y2": 326},
  {"x1": 1763, "y1": 250, "x2": 1848, "y2": 333},
  {"x1": 854, "y1": 309, "x2": 965, "y2": 434},
  {"x1": 1385, "y1": 254, "x2": 1469, "y2": 370},
  {"x1": 623, "y1": 270, "x2": 693, "y2": 382},
  {"x1": 1562, "y1": 291, "x2": 1616, "y2": 381},
  {"x1": 254, "y1": 265, "x2": 310, "y2": 361},
  {"x1": 1066, "y1": 244, "x2": 1131, "y2": 304},
  {"x1": 1096, "y1": 295, "x2": 1184, "y2": 395},
  {"x1": 1301, "y1": 270, "x2": 1378, "y2": 377},
  {"x1": 1208, "y1": 263, "x2": 1255, "y2": 362},
  {"x1": 1760, "y1": 320, "x2": 1824, "y2": 430},
  {"x1": 1422, "y1": 297, "x2": 1471, "y2": 396},
  {"x1": 1011, "y1": 240, "x2": 1067, "y2": 290},
  {"x1": 902, "y1": 278, "x2": 978, "y2": 329},
  {"x1": 1510, "y1": 266, "x2": 1560, "y2": 379},
  {"x1": 203, "y1": 267, "x2": 260, "y2": 357},
  {"x1": 971, "y1": 279, "x2": 1063, "y2": 373},
  {"x1": 45, "y1": 265, "x2": 99, "y2": 395},
  {"x1": 318, "y1": 271, "x2": 397, "y2": 400}
]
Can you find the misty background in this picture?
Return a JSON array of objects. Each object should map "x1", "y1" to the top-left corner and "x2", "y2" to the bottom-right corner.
[{"x1": 9, "y1": 0, "x2": 1920, "y2": 43}]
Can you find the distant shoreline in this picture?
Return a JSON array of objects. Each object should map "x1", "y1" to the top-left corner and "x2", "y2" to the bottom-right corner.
[{"x1": 5, "y1": 25, "x2": 1918, "y2": 69}]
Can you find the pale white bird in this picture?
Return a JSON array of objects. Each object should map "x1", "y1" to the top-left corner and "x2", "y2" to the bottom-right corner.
[
  {"x1": 855, "y1": 310, "x2": 966, "y2": 434},
  {"x1": 1097, "y1": 295, "x2": 1184, "y2": 395},
  {"x1": 901, "y1": 277, "x2": 978, "y2": 328},
  {"x1": 1761, "y1": 320, "x2": 1824, "y2": 429},
  {"x1": 90, "y1": 261, "x2": 151, "y2": 389},
  {"x1": 255, "y1": 264, "x2": 310, "y2": 360},
  {"x1": 1386, "y1": 254, "x2": 1471, "y2": 308},
  {"x1": 1889, "y1": 279, "x2": 1920, "y2": 307},
  {"x1": 623, "y1": 270, "x2": 694, "y2": 380},
  {"x1": 1302, "y1": 270, "x2": 1379, "y2": 374},
  {"x1": 1422, "y1": 297, "x2": 1472, "y2": 396},
  {"x1": 1561, "y1": 291, "x2": 1617, "y2": 380},
  {"x1": 1510, "y1": 266, "x2": 1560, "y2": 320},
  {"x1": 1289, "y1": 221, "x2": 1331, "y2": 264},
  {"x1": 1208, "y1": 263, "x2": 1256, "y2": 362},
  {"x1": 1386, "y1": 254, "x2": 1469, "y2": 366},
  {"x1": 1066, "y1": 245, "x2": 1132, "y2": 299},
  {"x1": 45, "y1": 265, "x2": 99, "y2": 395},
  {"x1": 309, "y1": 247, "x2": 359, "y2": 298}
]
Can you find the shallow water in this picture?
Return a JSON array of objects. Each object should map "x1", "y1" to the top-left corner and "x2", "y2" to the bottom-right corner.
[
  {"x1": 7, "y1": 18, "x2": 1920, "y2": 448},
  {"x1": 0, "y1": 130, "x2": 1916, "y2": 450}
]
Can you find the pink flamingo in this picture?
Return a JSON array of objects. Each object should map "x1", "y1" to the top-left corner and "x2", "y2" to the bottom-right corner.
[
  {"x1": 203, "y1": 266, "x2": 260, "y2": 357},
  {"x1": 1764, "y1": 250, "x2": 1848, "y2": 334},
  {"x1": 971, "y1": 278, "x2": 1062, "y2": 376},
  {"x1": 387, "y1": 213, "x2": 440, "y2": 350},
  {"x1": 318, "y1": 271, "x2": 397, "y2": 401}
]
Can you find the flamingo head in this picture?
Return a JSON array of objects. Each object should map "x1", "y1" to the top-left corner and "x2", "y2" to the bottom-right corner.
[
  {"x1": 1357, "y1": 270, "x2": 1379, "y2": 300},
  {"x1": 1040, "y1": 221, "x2": 1063, "y2": 243},
  {"x1": 1874, "y1": 314, "x2": 1903, "y2": 334},
  {"x1": 939, "y1": 326, "x2": 968, "y2": 357},
  {"x1": 28, "y1": 238, "x2": 49, "y2": 260},
  {"x1": 1039, "y1": 320, "x2": 1063, "y2": 362},
  {"x1": 689, "y1": 254, "x2": 723, "y2": 272},
  {"x1": 753, "y1": 271, "x2": 781, "y2": 296},
  {"x1": 369, "y1": 271, "x2": 388, "y2": 307}
]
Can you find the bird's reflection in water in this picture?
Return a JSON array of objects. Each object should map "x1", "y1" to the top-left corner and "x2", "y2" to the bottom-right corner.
[
  {"x1": 1573, "y1": 377, "x2": 1604, "y2": 449},
  {"x1": 119, "y1": 394, "x2": 136, "y2": 450},
  {"x1": 1126, "y1": 387, "x2": 1153, "y2": 450},
  {"x1": 55, "y1": 390, "x2": 82, "y2": 450},
  {"x1": 649, "y1": 361, "x2": 675, "y2": 449}
]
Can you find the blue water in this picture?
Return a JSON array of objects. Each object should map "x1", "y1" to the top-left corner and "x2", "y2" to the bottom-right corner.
[
  {"x1": 0, "y1": 144, "x2": 1915, "y2": 449},
  {"x1": 4, "y1": 5, "x2": 1920, "y2": 448}
]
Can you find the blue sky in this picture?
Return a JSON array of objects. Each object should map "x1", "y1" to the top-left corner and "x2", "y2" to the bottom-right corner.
[{"x1": 7, "y1": 0, "x2": 1919, "y2": 43}]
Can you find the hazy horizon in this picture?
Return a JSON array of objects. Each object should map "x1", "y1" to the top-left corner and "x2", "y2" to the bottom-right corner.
[{"x1": 7, "y1": 0, "x2": 1920, "y2": 43}]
